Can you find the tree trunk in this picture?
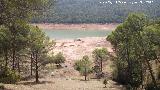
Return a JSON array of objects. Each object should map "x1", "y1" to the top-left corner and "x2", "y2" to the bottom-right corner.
[
  {"x1": 5, "y1": 49, "x2": 8, "y2": 68},
  {"x1": 12, "y1": 48, "x2": 16, "y2": 70},
  {"x1": 35, "y1": 52, "x2": 39, "y2": 83},
  {"x1": 30, "y1": 53, "x2": 33, "y2": 76},
  {"x1": 10, "y1": 25, "x2": 16, "y2": 70},
  {"x1": 104, "y1": 84, "x2": 107, "y2": 88},
  {"x1": 146, "y1": 59, "x2": 158, "y2": 89},
  {"x1": 126, "y1": 37, "x2": 131, "y2": 83},
  {"x1": 84, "y1": 67, "x2": 87, "y2": 81},
  {"x1": 17, "y1": 57, "x2": 20, "y2": 74},
  {"x1": 141, "y1": 62, "x2": 144, "y2": 89},
  {"x1": 100, "y1": 58, "x2": 103, "y2": 72}
]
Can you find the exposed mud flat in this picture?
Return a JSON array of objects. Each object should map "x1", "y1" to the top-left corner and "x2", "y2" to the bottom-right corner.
[
  {"x1": 49, "y1": 37, "x2": 114, "y2": 78},
  {"x1": 32, "y1": 23, "x2": 119, "y2": 30}
]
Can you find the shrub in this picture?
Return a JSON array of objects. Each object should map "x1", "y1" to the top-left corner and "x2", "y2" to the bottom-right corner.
[
  {"x1": 103, "y1": 78, "x2": 108, "y2": 88},
  {"x1": 54, "y1": 52, "x2": 65, "y2": 68},
  {"x1": 41, "y1": 55, "x2": 55, "y2": 66},
  {"x1": 145, "y1": 83, "x2": 160, "y2": 90},
  {"x1": 0, "y1": 84, "x2": 4, "y2": 90},
  {"x1": 0, "y1": 68, "x2": 20, "y2": 84}
]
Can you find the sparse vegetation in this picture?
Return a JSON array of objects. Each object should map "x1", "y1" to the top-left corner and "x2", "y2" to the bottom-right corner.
[
  {"x1": 74, "y1": 55, "x2": 92, "y2": 81},
  {"x1": 54, "y1": 52, "x2": 65, "y2": 68},
  {"x1": 0, "y1": 68, "x2": 20, "y2": 84},
  {"x1": 103, "y1": 78, "x2": 108, "y2": 88},
  {"x1": 0, "y1": 83, "x2": 4, "y2": 90}
]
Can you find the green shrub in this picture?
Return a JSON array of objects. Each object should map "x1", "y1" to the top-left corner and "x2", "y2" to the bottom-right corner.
[
  {"x1": 0, "y1": 84, "x2": 4, "y2": 90},
  {"x1": 103, "y1": 78, "x2": 108, "y2": 88},
  {"x1": 54, "y1": 52, "x2": 65, "y2": 68},
  {"x1": 0, "y1": 68, "x2": 20, "y2": 84},
  {"x1": 41, "y1": 55, "x2": 55, "y2": 66},
  {"x1": 145, "y1": 83, "x2": 160, "y2": 90}
]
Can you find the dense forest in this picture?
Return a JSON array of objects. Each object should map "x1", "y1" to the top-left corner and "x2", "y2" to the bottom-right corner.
[{"x1": 32, "y1": 0, "x2": 160, "y2": 23}]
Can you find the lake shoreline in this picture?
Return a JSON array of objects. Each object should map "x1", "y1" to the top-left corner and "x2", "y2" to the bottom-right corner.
[{"x1": 32, "y1": 23, "x2": 119, "y2": 31}]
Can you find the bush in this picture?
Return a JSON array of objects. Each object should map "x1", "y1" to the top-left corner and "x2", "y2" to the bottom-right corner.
[
  {"x1": 0, "y1": 84, "x2": 4, "y2": 90},
  {"x1": 103, "y1": 78, "x2": 108, "y2": 88},
  {"x1": 54, "y1": 52, "x2": 65, "y2": 68},
  {"x1": 145, "y1": 83, "x2": 160, "y2": 90},
  {"x1": 41, "y1": 55, "x2": 55, "y2": 66},
  {"x1": 0, "y1": 68, "x2": 20, "y2": 84}
]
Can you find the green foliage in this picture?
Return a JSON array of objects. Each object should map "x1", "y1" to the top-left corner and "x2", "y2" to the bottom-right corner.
[
  {"x1": 145, "y1": 83, "x2": 160, "y2": 90},
  {"x1": 41, "y1": 55, "x2": 55, "y2": 66},
  {"x1": 54, "y1": 52, "x2": 65, "y2": 68},
  {"x1": 107, "y1": 13, "x2": 146, "y2": 87},
  {"x1": 74, "y1": 55, "x2": 92, "y2": 77},
  {"x1": 0, "y1": 0, "x2": 49, "y2": 25},
  {"x1": 32, "y1": 0, "x2": 160, "y2": 23},
  {"x1": 0, "y1": 68, "x2": 20, "y2": 84},
  {"x1": 92, "y1": 48, "x2": 108, "y2": 61},
  {"x1": 92, "y1": 48, "x2": 109, "y2": 73},
  {"x1": 0, "y1": 0, "x2": 54, "y2": 84},
  {"x1": 0, "y1": 84, "x2": 4, "y2": 90},
  {"x1": 103, "y1": 78, "x2": 108, "y2": 88},
  {"x1": 28, "y1": 26, "x2": 55, "y2": 83},
  {"x1": 107, "y1": 13, "x2": 160, "y2": 89}
]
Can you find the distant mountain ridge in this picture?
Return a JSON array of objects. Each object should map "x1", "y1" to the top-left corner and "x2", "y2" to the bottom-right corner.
[{"x1": 32, "y1": 0, "x2": 160, "y2": 23}]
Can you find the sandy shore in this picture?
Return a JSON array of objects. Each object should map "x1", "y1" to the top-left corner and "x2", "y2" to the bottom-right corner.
[{"x1": 33, "y1": 23, "x2": 119, "y2": 30}]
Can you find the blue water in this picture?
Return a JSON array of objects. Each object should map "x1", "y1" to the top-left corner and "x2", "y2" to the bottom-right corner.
[{"x1": 43, "y1": 29, "x2": 111, "y2": 39}]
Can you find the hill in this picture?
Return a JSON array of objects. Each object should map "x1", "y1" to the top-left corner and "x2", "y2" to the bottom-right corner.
[{"x1": 32, "y1": 0, "x2": 160, "y2": 23}]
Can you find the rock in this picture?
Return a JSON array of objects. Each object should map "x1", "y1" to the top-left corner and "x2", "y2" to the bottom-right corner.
[
  {"x1": 51, "y1": 72, "x2": 54, "y2": 76},
  {"x1": 74, "y1": 38, "x2": 81, "y2": 41},
  {"x1": 70, "y1": 45, "x2": 75, "y2": 47}
]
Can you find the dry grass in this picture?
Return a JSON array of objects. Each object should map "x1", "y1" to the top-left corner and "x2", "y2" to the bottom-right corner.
[{"x1": 4, "y1": 77, "x2": 124, "y2": 90}]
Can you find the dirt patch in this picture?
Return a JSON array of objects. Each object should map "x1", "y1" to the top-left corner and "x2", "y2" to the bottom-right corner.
[
  {"x1": 32, "y1": 23, "x2": 119, "y2": 30},
  {"x1": 5, "y1": 78, "x2": 124, "y2": 90}
]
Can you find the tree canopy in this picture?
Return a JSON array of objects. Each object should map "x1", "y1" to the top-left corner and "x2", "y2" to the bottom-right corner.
[
  {"x1": 32, "y1": 0, "x2": 160, "y2": 23},
  {"x1": 107, "y1": 13, "x2": 160, "y2": 89}
]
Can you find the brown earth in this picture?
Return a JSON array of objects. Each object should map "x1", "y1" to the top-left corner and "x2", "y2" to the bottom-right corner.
[{"x1": 5, "y1": 78, "x2": 124, "y2": 90}]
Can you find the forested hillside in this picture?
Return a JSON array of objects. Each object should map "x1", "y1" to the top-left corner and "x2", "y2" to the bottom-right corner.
[{"x1": 32, "y1": 0, "x2": 160, "y2": 23}]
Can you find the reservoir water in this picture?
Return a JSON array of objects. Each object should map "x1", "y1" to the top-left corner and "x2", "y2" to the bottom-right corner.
[{"x1": 43, "y1": 29, "x2": 112, "y2": 39}]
